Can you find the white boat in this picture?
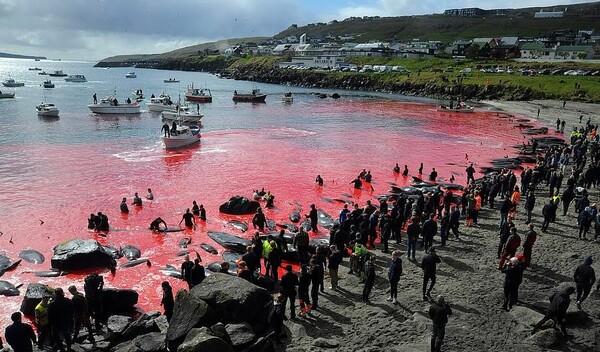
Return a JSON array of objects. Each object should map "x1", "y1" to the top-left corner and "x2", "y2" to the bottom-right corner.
[
  {"x1": 163, "y1": 78, "x2": 179, "y2": 83},
  {"x1": 38, "y1": 71, "x2": 48, "y2": 75},
  {"x1": 282, "y1": 91, "x2": 293, "y2": 103},
  {"x1": 65, "y1": 74, "x2": 87, "y2": 82},
  {"x1": 125, "y1": 72, "x2": 137, "y2": 78},
  {"x1": 42, "y1": 80, "x2": 55, "y2": 88},
  {"x1": 162, "y1": 124, "x2": 200, "y2": 149},
  {"x1": 0, "y1": 90, "x2": 15, "y2": 99},
  {"x1": 36, "y1": 102, "x2": 59, "y2": 117},
  {"x1": 29, "y1": 67, "x2": 42, "y2": 71},
  {"x1": 87, "y1": 95, "x2": 142, "y2": 114},
  {"x1": 2, "y1": 78, "x2": 25, "y2": 87},
  {"x1": 48, "y1": 70, "x2": 67, "y2": 77},
  {"x1": 161, "y1": 105, "x2": 203, "y2": 125},
  {"x1": 146, "y1": 94, "x2": 176, "y2": 112},
  {"x1": 436, "y1": 104, "x2": 475, "y2": 113}
]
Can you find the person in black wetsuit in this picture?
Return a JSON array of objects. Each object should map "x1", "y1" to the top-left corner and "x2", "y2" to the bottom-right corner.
[
  {"x1": 364, "y1": 171, "x2": 372, "y2": 183},
  {"x1": 179, "y1": 208, "x2": 195, "y2": 229},
  {"x1": 160, "y1": 282, "x2": 174, "y2": 322},
  {"x1": 429, "y1": 168, "x2": 438, "y2": 182},
  {"x1": 315, "y1": 175, "x2": 323, "y2": 186},
  {"x1": 181, "y1": 255, "x2": 193, "y2": 289},
  {"x1": 132, "y1": 192, "x2": 142, "y2": 206},
  {"x1": 307, "y1": 204, "x2": 318, "y2": 232},
  {"x1": 418, "y1": 163, "x2": 424, "y2": 174},
  {"x1": 198, "y1": 204, "x2": 206, "y2": 221},
  {"x1": 252, "y1": 208, "x2": 266, "y2": 232},
  {"x1": 350, "y1": 176, "x2": 362, "y2": 189},
  {"x1": 192, "y1": 201, "x2": 200, "y2": 216},
  {"x1": 402, "y1": 165, "x2": 409, "y2": 176},
  {"x1": 120, "y1": 198, "x2": 129, "y2": 213},
  {"x1": 149, "y1": 217, "x2": 167, "y2": 231}
]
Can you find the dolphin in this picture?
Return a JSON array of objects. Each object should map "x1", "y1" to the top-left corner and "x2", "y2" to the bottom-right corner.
[
  {"x1": 0, "y1": 280, "x2": 19, "y2": 296},
  {"x1": 19, "y1": 249, "x2": 45, "y2": 264}
]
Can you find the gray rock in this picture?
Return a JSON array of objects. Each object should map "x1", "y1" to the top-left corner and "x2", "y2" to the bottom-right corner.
[
  {"x1": 106, "y1": 315, "x2": 131, "y2": 341},
  {"x1": 51, "y1": 239, "x2": 116, "y2": 270},
  {"x1": 190, "y1": 274, "x2": 272, "y2": 333},
  {"x1": 178, "y1": 328, "x2": 233, "y2": 352},
  {"x1": 132, "y1": 331, "x2": 166, "y2": 352},
  {"x1": 238, "y1": 336, "x2": 275, "y2": 352},
  {"x1": 101, "y1": 288, "x2": 139, "y2": 318},
  {"x1": 166, "y1": 290, "x2": 218, "y2": 351},
  {"x1": 225, "y1": 322, "x2": 256, "y2": 350},
  {"x1": 312, "y1": 338, "x2": 340, "y2": 348},
  {"x1": 20, "y1": 283, "x2": 53, "y2": 316},
  {"x1": 110, "y1": 340, "x2": 135, "y2": 352},
  {"x1": 509, "y1": 306, "x2": 545, "y2": 327},
  {"x1": 122, "y1": 312, "x2": 160, "y2": 340},
  {"x1": 525, "y1": 328, "x2": 561, "y2": 347},
  {"x1": 210, "y1": 322, "x2": 232, "y2": 345},
  {"x1": 154, "y1": 314, "x2": 169, "y2": 334}
]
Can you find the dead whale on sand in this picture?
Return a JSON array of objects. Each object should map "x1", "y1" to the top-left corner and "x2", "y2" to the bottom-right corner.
[
  {"x1": 179, "y1": 237, "x2": 192, "y2": 248},
  {"x1": 35, "y1": 269, "x2": 68, "y2": 278},
  {"x1": 289, "y1": 211, "x2": 301, "y2": 223},
  {"x1": 120, "y1": 245, "x2": 141, "y2": 260},
  {"x1": 0, "y1": 280, "x2": 20, "y2": 296},
  {"x1": 160, "y1": 264, "x2": 182, "y2": 279},
  {"x1": 0, "y1": 255, "x2": 21, "y2": 277},
  {"x1": 19, "y1": 249, "x2": 45, "y2": 264},
  {"x1": 120, "y1": 258, "x2": 150, "y2": 268},
  {"x1": 200, "y1": 243, "x2": 218, "y2": 255},
  {"x1": 228, "y1": 220, "x2": 249, "y2": 233},
  {"x1": 207, "y1": 232, "x2": 251, "y2": 254}
]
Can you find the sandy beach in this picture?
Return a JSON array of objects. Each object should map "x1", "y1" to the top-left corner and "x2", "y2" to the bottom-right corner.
[{"x1": 278, "y1": 100, "x2": 600, "y2": 352}]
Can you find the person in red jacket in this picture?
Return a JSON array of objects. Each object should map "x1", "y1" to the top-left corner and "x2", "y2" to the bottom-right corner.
[
  {"x1": 522, "y1": 224, "x2": 537, "y2": 267},
  {"x1": 498, "y1": 227, "x2": 521, "y2": 269}
]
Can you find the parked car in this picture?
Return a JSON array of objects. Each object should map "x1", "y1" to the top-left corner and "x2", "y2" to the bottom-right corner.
[{"x1": 459, "y1": 68, "x2": 472, "y2": 73}]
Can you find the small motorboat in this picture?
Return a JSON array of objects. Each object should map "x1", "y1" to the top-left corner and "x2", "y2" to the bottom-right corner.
[
  {"x1": 125, "y1": 72, "x2": 137, "y2": 78},
  {"x1": 88, "y1": 94, "x2": 142, "y2": 114},
  {"x1": 146, "y1": 94, "x2": 175, "y2": 112},
  {"x1": 232, "y1": 88, "x2": 266, "y2": 103},
  {"x1": 28, "y1": 67, "x2": 42, "y2": 71},
  {"x1": 436, "y1": 103, "x2": 474, "y2": 113},
  {"x1": 2, "y1": 78, "x2": 25, "y2": 87},
  {"x1": 36, "y1": 102, "x2": 59, "y2": 117},
  {"x1": 0, "y1": 90, "x2": 15, "y2": 99},
  {"x1": 162, "y1": 124, "x2": 201, "y2": 149},
  {"x1": 184, "y1": 84, "x2": 212, "y2": 103},
  {"x1": 282, "y1": 91, "x2": 293, "y2": 103},
  {"x1": 163, "y1": 78, "x2": 180, "y2": 83},
  {"x1": 64, "y1": 74, "x2": 87, "y2": 82},
  {"x1": 161, "y1": 105, "x2": 203, "y2": 126},
  {"x1": 48, "y1": 70, "x2": 67, "y2": 77},
  {"x1": 42, "y1": 80, "x2": 55, "y2": 88},
  {"x1": 38, "y1": 71, "x2": 48, "y2": 75}
]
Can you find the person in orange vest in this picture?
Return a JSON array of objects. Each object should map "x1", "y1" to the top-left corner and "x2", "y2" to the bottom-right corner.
[{"x1": 509, "y1": 186, "x2": 521, "y2": 219}]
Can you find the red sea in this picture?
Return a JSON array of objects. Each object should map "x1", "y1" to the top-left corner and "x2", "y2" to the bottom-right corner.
[{"x1": 0, "y1": 58, "x2": 543, "y2": 328}]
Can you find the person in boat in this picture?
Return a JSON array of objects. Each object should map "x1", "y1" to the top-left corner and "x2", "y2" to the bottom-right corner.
[
  {"x1": 179, "y1": 208, "x2": 196, "y2": 229},
  {"x1": 151, "y1": 93, "x2": 155, "y2": 98},
  {"x1": 150, "y1": 217, "x2": 167, "y2": 231},
  {"x1": 146, "y1": 188, "x2": 154, "y2": 200},
  {"x1": 113, "y1": 98, "x2": 118, "y2": 106},
  {"x1": 92, "y1": 93, "x2": 97, "y2": 104},
  {"x1": 315, "y1": 175, "x2": 324, "y2": 186},
  {"x1": 161, "y1": 123, "x2": 170, "y2": 138},
  {"x1": 132, "y1": 192, "x2": 142, "y2": 206},
  {"x1": 120, "y1": 198, "x2": 129, "y2": 214},
  {"x1": 170, "y1": 121, "x2": 177, "y2": 136},
  {"x1": 234, "y1": 90, "x2": 238, "y2": 95},
  {"x1": 126, "y1": 97, "x2": 131, "y2": 104},
  {"x1": 393, "y1": 163, "x2": 400, "y2": 173}
]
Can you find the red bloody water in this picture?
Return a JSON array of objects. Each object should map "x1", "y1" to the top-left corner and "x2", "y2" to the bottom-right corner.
[{"x1": 0, "y1": 100, "x2": 543, "y2": 327}]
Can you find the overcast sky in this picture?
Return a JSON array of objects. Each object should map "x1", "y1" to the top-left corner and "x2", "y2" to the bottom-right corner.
[{"x1": 0, "y1": 0, "x2": 586, "y2": 61}]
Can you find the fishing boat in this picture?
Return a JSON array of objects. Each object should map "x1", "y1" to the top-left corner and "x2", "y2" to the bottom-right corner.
[
  {"x1": 436, "y1": 103, "x2": 474, "y2": 113},
  {"x1": 282, "y1": 91, "x2": 293, "y2": 103},
  {"x1": 88, "y1": 94, "x2": 141, "y2": 114},
  {"x1": 161, "y1": 105, "x2": 203, "y2": 126},
  {"x1": 64, "y1": 74, "x2": 87, "y2": 82},
  {"x1": 42, "y1": 80, "x2": 55, "y2": 88},
  {"x1": 0, "y1": 90, "x2": 15, "y2": 99},
  {"x1": 36, "y1": 102, "x2": 59, "y2": 117},
  {"x1": 162, "y1": 124, "x2": 200, "y2": 149},
  {"x1": 232, "y1": 88, "x2": 266, "y2": 103},
  {"x1": 48, "y1": 70, "x2": 67, "y2": 77},
  {"x1": 28, "y1": 67, "x2": 42, "y2": 71},
  {"x1": 2, "y1": 78, "x2": 25, "y2": 87},
  {"x1": 163, "y1": 78, "x2": 179, "y2": 83},
  {"x1": 38, "y1": 71, "x2": 48, "y2": 75},
  {"x1": 146, "y1": 94, "x2": 175, "y2": 112},
  {"x1": 125, "y1": 72, "x2": 137, "y2": 78},
  {"x1": 184, "y1": 84, "x2": 212, "y2": 103},
  {"x1": 132, "y1": 89, "x2": 144, "y2": 102}
]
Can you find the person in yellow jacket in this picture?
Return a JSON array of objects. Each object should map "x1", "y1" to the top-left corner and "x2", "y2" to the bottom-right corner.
[
  {"x1": 34, "y1": 295, "x2": 51, "y2": 350},
  {"x1": 349, "y1": 242, "x2": 368, "y2": 275},
  {"x1": 262, "y1": 237, "x2": 274, "y2": 277}
]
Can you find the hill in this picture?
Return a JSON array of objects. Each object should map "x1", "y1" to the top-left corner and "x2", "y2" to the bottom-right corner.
[
  {"x1": 0, "y1": 51, "x2": 46, "y2": 60},
  {"x1": 274, "y1": 2, "x2": 600, "y2": 43}
]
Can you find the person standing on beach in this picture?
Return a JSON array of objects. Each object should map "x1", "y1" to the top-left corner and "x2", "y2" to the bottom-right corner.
[
  {"x1": 556, "y1": 118, "x2": 561, "y2": 131},
  {"x1": 362, "y1": 254, "x2": 376, "y2": 303},
  {"x1": 573, "y1": 256, "x2": 596, "y2": 309},
  {"x1": 307, "y1": 204, "x2": 318, "y2": 233},
  {"x1": 449, "y1": 206, "x2": 460, "y2": 239},
  {"x1": 465, "y1": 163, "x2": 475, "y2": 185},
  {"x1": 328, "y1": 245, "x2": 342, "y2": 290},
  {"x1": 34, "y1": 295, "x2": 51, "y2": 350},
  {"x1": 524, "y1": 191, "x2": 536, "y2": 224},
  {"x1": 498, "y1": 227, "x2": 521, "y2": 269},
  {"x1": 501, "y1": 257, "x2": 524, "y2": 311},
  {"x1": 429, "y1": 295, "x2": 452, "y2": 352},
  {"x1": 48, "y1": 288, "x2": 73, "y2": 352},
  {"x1": 297, "y1": 265, "x2": 312, "y2": 317},
  {"x1": 541, "y1": 198, "x2": 557, "y2": 233},
  {"x1": 421, "y1": 248, "x2": 441, "y2": 301},
  {"x1": 532, "y1": 287, "x2": 575, "y2": 337},
  {"x1": 387, "y1": 250, "x2": 403, "y2": 304},
  {"x1": 280, "y1": 265, "x2": 298, "y2": 319},
  {"x1": 561, "y1": 120, "x2": 566, "y2": 132},
  {"x1": 4, "y1": 312, "x2": 36, "y2": 352},
  {"x1": 422, "y1": 213, "x2": 437, "y2": 253},
  {"x1": 69, "y1": 286, "x2": 95, "y2": 345},
  {"x1": 406, "y1": 216, "x2": 420, "y2": 260},
  {"x1": 522, "y1": 224, "x2": 537, "y2": 267}
]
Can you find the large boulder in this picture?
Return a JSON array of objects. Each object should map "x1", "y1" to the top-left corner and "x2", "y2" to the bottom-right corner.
[
  {"x1": 20, "y1": 283, "x2": 54, "y2": 316},
  {"x1": 166, "y1": 290, "x2": 218, "y2": 351},
  {"x1": 102, "y1": 288, "x2": 139, "y2": 318},
  {"x1": 106, "y1": 315, "x2": 132, "y2": 341},
  {"x1": 121, "y1": 312, "x2": 160, "y2": 340},
  {"x1": 132, "y1": 331, "x2": 166, "y2": 352},
  {"x1": 219, "y1": 196, "x2": 260, "y2": 215},
  {"x1": 178, "y1": 328, "x2": 234, "y2": 352},
  {"x1": 51, "y1": 239, "x2": 116, "y2": 271},
  {"x1": 525, "y1": 328, "x2": 561, "y2": 347},
  {"x1": 225, "y1": 323, "x2": 256, "y2": 351},
  {"x1": 509, "y1": 306, "x2": 546, "y2": 328},
  {"x1": 190, "y1": 274, "x2": 272, "y2": 333}
]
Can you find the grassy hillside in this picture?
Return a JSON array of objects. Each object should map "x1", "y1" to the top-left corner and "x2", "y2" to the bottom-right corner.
[{"x1": 276, "y1": 2, "x2": 600, "y2": 42}]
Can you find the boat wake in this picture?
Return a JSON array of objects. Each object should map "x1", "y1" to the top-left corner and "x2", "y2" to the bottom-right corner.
[{"x1": 112, "y1": 147, "x2": 162, "y2": 162}]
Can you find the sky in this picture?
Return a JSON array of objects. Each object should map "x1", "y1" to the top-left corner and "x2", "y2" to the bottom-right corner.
[{"x1": 0, "y1": 0, "x2": 588, "y2": 61}]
